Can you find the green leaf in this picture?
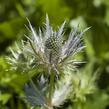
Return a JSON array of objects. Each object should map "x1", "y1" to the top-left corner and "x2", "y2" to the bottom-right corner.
[{"x1": 0, "y1": 93, "x2": 11, "y2": 105}]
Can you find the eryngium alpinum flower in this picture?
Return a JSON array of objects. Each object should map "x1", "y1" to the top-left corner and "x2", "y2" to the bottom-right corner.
[
  {"x1": 7, "y1": 15, "x2": 92, "y2": 109},
  {"x1": 31, "y1": 15, "x2": 90, "y2": 73},
  {"x1": 8, "y1": 15, "x2": 90, "y2": 74}
]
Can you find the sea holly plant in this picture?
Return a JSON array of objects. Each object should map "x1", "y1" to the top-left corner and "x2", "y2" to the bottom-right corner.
[{"x1": 7, "y1": 15, "x2": 97, "y2": 109}]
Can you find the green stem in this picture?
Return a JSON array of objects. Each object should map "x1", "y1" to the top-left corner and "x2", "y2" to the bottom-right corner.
[
  {"x1": 76, "y1": 102, "x2": 84, "y2": 109},
  {"x1": 48, "y1": 71, "x2": 55, "y2": 107}
]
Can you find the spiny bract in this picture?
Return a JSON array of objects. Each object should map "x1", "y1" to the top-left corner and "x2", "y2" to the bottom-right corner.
[{"x1": 7, "y1": 15, "x2": 90, "y2": 74}]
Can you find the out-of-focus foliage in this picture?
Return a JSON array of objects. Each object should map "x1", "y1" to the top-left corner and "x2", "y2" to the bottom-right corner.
[{"x1": 0, "y1": 0, "x2": 109, "y2": 109}]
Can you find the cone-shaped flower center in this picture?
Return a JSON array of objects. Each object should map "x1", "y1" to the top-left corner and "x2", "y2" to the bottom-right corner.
[
  {"x1": 45, "y1": 36, "x2": 60, "y2": 51},
  {"x1": 45, "y1": 36, "x2": 61, "y2": 64}
]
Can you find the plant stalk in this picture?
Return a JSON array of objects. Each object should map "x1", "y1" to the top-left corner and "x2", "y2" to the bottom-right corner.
[{"x1": 48, "y1": 70, "x2": 55, "y2": 108}]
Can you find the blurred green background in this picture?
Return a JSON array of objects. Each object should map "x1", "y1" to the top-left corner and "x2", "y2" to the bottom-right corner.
[{"x1": 0, "y1": 0, "x2": 109, "y2": 109}]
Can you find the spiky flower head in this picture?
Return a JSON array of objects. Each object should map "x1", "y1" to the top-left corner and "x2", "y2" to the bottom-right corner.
[
  {"x1": 6, "y1": 15, "x2": 92, "y2": 109},
  {"x1": 7, "y1": 15, "x2": 90, "y2": 74}
]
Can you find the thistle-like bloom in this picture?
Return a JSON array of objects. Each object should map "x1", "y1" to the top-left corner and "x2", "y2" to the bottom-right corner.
[
  {"x1": 8, "y1": 15, "x2": 89, "y2": 74},
  {"x1": 7, "y1": 15, "x2": 91, "y2": 109},
  {"x1": 7, "y1": 15, "x2": 90, "y2": 74},
  {"x1": 26, "y1": 15, "x2": 90, "y2": 73}
]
